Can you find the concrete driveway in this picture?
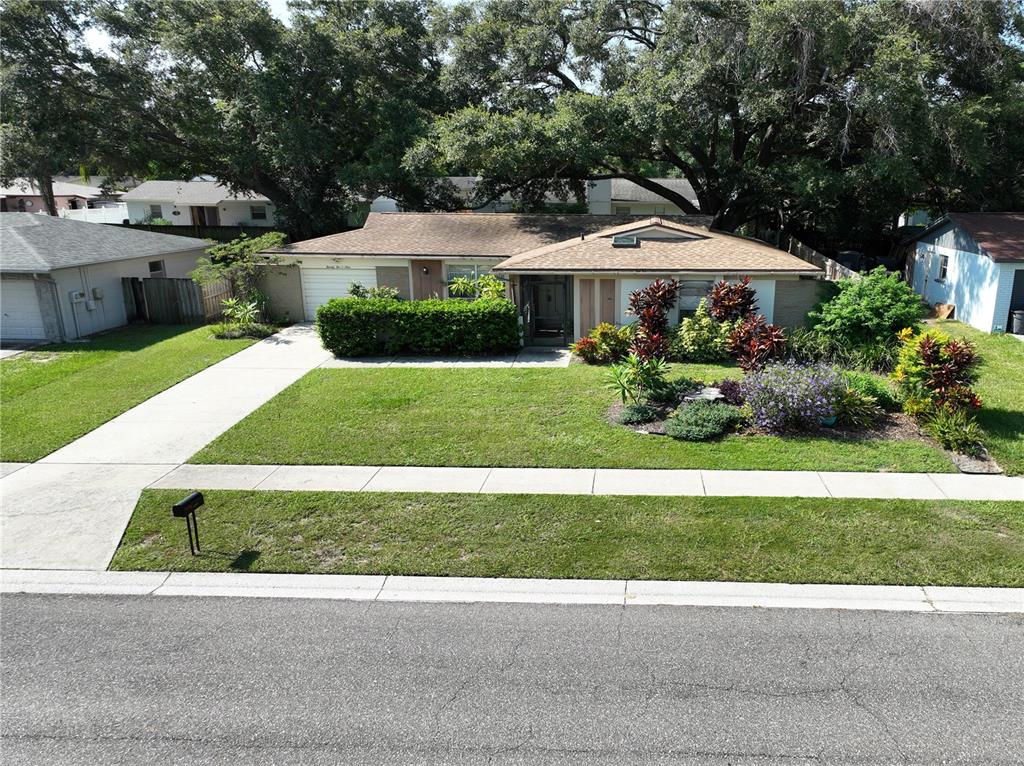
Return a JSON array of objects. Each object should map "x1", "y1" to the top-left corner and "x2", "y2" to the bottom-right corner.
[{"x1": 0, "y1": 325, "x2": 332, "y2": 570}]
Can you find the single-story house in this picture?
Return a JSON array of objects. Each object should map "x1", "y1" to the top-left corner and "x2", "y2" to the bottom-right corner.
[
  {"x1": 0, "y1": 213, "x2": 209, "y2": 342},
  {"x1": 261, "y1": 213, "x2": 822, "y2": 343},
  {"x1": 120, "y1": 180, "x2": 276, "y2": 227},
  {"x1": 907, "y1": 212, "x2": 1024, "y2": 333},
  {"x1": 0, "y1": 178, "x2": 121, "y2": 214},
  {"x1": 587, "y1": 178, "x2": 699, "y2": 216}
]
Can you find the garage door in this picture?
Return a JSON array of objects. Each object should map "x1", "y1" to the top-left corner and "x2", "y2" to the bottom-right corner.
[
  {"x1": 1, "y1": 279, "x2": 47, "y2": 341},
  {"x1": 301, "y1": 266, "x2": 377, "y2": 319}
]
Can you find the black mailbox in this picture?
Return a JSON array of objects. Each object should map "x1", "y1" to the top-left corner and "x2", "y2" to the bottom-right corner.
[
  {"x1": 172, "y1": 491, "x2": 204, "y2": 517},
  {"x1": 172, "y1": 492, "x2": 204, "y2": 555}
]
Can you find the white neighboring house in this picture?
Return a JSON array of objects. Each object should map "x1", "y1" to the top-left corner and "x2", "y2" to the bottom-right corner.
[
  {"x1": 0, "y1": 213, "x2": 208, "y2": 342},
  {"x1": 907, "y1": 212, "x2": 1024, "y2": 334},
  {"x1": 120, "y1": 180, "x2": 276, "y2": 227},
  {"x1": 368, "y1": 177, "x2": 699, "y2": 216}
]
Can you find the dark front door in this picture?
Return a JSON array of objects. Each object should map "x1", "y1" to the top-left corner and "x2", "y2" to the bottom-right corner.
[{"x1": 522, "y1": 275, "x2": 571, "y2": 344}]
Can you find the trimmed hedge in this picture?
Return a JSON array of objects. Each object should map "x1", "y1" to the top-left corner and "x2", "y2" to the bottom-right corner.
[{"x1": 316, "y1": 297, "x2": 521, "y2": 356}]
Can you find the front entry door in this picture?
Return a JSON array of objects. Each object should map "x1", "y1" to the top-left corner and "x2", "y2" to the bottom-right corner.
[
  {"x1": 533, "y1": 282, "x2": 565, "y2": 333},
  {"x1": 523, "y1": 275, "x2": 570, "y2": 344}
]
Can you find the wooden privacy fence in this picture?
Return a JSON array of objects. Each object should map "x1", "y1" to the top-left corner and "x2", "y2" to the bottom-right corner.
[{"x1": 122, "y1": 277, "x2": 232, "y2": 324}]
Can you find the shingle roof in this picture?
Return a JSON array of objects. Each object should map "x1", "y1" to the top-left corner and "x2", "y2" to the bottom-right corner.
[
  {"x1": 610, "y1": 178, "x2": 697, "y2": 204},
  {"x1": 493, "y1": 218, "x2": 821, "y2": 274},
  {"x1": 946, "y1": 212, "x2": 1024, "y2": 263},
  {"x1": 0, "y1": 213, "x2": 209, "y2": 273},
  {"x1": 120, "y1": 180, "x2": 270, "y2": 205},
  {"x1": 271, "y1": 212, "x2": 713, "y2": 257}
]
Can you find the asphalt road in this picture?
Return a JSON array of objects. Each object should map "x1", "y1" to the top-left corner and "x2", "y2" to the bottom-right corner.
[{"x1": 2, "y1": 594, "x2": 1022, "y2": 765}]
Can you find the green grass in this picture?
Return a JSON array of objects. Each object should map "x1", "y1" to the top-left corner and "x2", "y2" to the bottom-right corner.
[
  {"x1": 935, "y1": 320, "x2": 1024, "y2": 475},
  {"x1": 1, "y1": 325, "x2": 256, "y2": 462},
  {"x1": 111, "y1": 489, "x2": 1024, "y2": 586},
  {"x1": 192, "y1": 364, "x2": 953, "y2": 472}
]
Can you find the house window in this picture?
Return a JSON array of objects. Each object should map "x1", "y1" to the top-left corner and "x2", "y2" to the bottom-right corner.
[
  {"x1": 149, "y1": 204, "x2": 162, "y2": 218},
  {"x1": 937, "y1": 255, "x2": 949, "y2": 281},
  {"x1": 614, "y1": 206, "x2": 631, "y2": 215},
  {"x1": 148, "y1": 260, "x2": 166, "y2": 278},
  {"x1": 677, "y1": 280, "x2": 714, "y2": 318},
  {"x1": 446, "y1": 263, "x2": 503, "y2": 297},
  {"x1": 653, "y1": 205, "x2": 666, "y2": 215},
  {"x1": 250, "y1": 205, "x2": 268, "y2": 220}
]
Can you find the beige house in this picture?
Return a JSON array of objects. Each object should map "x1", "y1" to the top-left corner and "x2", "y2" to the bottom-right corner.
[{"x1": 262, "y1": 213, "x2": 822, "y2": 343}]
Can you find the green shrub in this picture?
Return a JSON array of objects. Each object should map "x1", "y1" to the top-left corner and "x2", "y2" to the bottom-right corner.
[
  {"x1": 809, "y1": 267, "x2": 924, "y2": 347},
  {"x1": 668, "y1": 299, "x2": 734, "y2": 362},
  {"x1": 605, "y1": 354, "x2": 670, "y2": 405},
  {"x1": 213, "y1": 322, "x2": 276, "y2": 340},
  {"x1": 664, "y1": 400, "x2": 743, "y2": 441},
  {"x1": 618, "y1": 403, "x2": 659, "y2": 425},
  {"x1": 571, "y1": 323, "x2": 632, "y2": 364},
  {"x1": 925, "y1": 408, "x2": 983, "y2": 455},
  {"x1": 891, "y1": 328, "x2": 981, "y2": 416},
  {"x1": 349, "y1": 283, "x2": 401, "y2": 300},
  {"x1": 645, "y1": 376, "x2": 701, "y2": 406},
  {"x1": 315, "y1": 297, "x2": 520, "y2": 356},
  {"x1": 834, "y1": 388, "x2": 885, "y2": 428},
  {"x1": 843, "y1": 371, "x2": 898, "y2": 412},
  {"x1": 787, "y1": 327, "x2": 899, "y2": 373}
]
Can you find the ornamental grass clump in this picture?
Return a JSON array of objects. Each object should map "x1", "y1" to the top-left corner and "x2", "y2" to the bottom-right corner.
[{"x1": 740, "y1": 362, "x2": 845, "y2": 432}]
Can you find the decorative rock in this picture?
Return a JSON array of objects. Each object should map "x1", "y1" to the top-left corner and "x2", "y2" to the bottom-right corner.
[{"x1": 683, "y1": 386, "x2": 724, "y2": 403}]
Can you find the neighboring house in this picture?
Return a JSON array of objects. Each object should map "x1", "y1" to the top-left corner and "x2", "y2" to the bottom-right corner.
[
  {"x1": 0, "y1": 213, "x2": 208, "y2": 342},
  {"x1": 907, "y1": 212, "x2": 1024, "y2": 334},
  {"x1": 261, "y1": 212, "x2": 822, "y2": 343},
  {"x1": 0, "y1": 178, "x2": 121, "y2": 214},
  {"x1": 120, "y1": 180, "x2": 276, "y2": 227},
  {"x1": 368, "y1": 177, "x2": 698, "y2": 216}
]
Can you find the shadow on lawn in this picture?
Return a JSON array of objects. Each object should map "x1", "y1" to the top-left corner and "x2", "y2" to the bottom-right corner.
[{"x1": 46, "y1": 324, "x2": 202, "y2": 353}]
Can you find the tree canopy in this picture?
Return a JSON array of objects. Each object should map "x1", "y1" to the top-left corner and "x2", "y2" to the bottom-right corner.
[{"x1": 1, "y1": 0, "x2": 1021, "y2": 248}]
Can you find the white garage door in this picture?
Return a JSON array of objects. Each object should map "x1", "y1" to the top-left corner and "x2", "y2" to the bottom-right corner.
[
  {"x1": 1, "y1": 279, "x2": 47, "y2": 340},
  {"x1": 301, "y1": 267, "x2": 377, "y2": 319}
]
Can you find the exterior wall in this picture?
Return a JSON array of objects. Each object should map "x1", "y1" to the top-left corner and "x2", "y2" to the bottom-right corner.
[
  {"x1": 994, "y1": 263, "x2": 1024, "y2": 334},
  {"x1": 605, "y1": 201, "x2": 688, "y2": 216},
  {"x1": 772, "y1": 278, "x2": 823, "y2": 328},
  {"x1": 125, "y1": 200, "x2": 276, "y2": 227},
  {"x1": 50, "y1": 248, "x2": 205, "y2": 339},
  {"x1": 260, "y1": 264, "x2": 304, "y2": 322},
  {"x1": 1, "y1": 194, "x2": 92, "y2": 213},
  {"x1": 911, "y1": 240, "x2": 1001, "y2": 332}
]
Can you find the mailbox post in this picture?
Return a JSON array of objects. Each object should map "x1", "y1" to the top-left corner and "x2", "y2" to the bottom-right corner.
[{"x1": 172, "y1": 491, "x2": 204, "y2": 556}]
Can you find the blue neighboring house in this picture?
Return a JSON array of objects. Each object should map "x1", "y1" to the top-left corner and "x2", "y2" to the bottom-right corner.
[{"x1": 907, "y1": 212, "x2": 1024, "y2": 334}]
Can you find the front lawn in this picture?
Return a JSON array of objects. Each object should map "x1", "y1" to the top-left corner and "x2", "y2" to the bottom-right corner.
[
  {"x1": 112, "y1": 489, "x2": 1024, "y2": 586},
  {"x1": 935, "y1": 320, "x2": 1024, "y2": 475},
  {"x1": 192, "y1": 365, "x2": 953, "y2": 472},
  {"x1": 1, "y1": 325, "x2": 256, "y2": 462}
]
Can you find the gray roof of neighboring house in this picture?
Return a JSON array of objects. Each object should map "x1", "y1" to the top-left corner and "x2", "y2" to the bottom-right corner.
[
  {"x1": 0, "y1": 178, "x2": 109, "y2": 199},
  {"x1": 120, "y1": 180, "x2": 270, "y2": 205},
  {"x1": 914, "y1": 212, "x2": 1024, "y2": 263},
  {"x1": 271, "y1": 212, "x2": 713, "y2": 257},
  {"x1": 0, "y1": 213, "x2": 209, "y2": 273},
  {"x1": 610, "y1": 178, "x2": 697, "y2": 204}
]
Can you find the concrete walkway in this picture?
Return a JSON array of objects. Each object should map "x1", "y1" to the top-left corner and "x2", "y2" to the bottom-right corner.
[
  {"x1": 148, "y1": 463, "x2": 1024, "y2": 501},
  {"x1": 321, "y1": 348, "x2": 570, "y2": 368},
  {"x1": 0, "y1": 325, "x2": 333, "y2": 570},
  {"x1": 3, "y1": 569, "x2": 1022, "y2": 613}
]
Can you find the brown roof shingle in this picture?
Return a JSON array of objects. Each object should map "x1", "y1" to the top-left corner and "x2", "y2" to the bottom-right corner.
[
  {"x1": 493, "y1": 218, "x2": 820, "y2": 274},
  {"x1": 269, "y1": 212, "x2": 712, "y2": 257},
  {"x1": 946, "y1": 212, "x2": 1024, "y2": 263}
]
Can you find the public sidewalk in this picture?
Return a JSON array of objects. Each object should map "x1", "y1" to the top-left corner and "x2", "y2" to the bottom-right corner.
[
  {"x1": 143, "y1": 463, "x2": 1024, "y2": 500},
  {"x1": 0, "y1": 325, "x2": 333, "y2": 570},
  {"x1": 3, "y1": 569, "x2": 1022, "y2": 614}
]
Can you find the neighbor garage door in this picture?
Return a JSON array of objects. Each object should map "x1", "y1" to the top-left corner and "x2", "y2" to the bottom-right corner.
[
  {"x1": 301, "y1": 266, "x2": 377, "y2": 319},
  {"x1": 1, "y1": 279, "x2": 47, "y2": 341}
]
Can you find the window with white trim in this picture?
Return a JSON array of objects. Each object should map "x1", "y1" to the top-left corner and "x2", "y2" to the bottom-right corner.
[
  {"x1": 677, "y1": 280, "x2": 714, "y2": 319},
  {"x1": 614, "y1": 205, "x2": 631, "y2": 215},
  {"x1": 148, "y1": 259, "x2": 166, "y2": 277},
  {"x1": 937, "y1": 255, "x2": 949, "y2": 281},
  {"x1": 445, "y1": 263, "x2": 504, "y2": 297},
  {"x1": 250, "y1": 205, "x2": 268, "y2": 220},
  {"x1": 149, "y1": 204, "x2": 162, "y2": 218}
]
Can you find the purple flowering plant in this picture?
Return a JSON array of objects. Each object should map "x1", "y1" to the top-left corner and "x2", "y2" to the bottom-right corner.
[{"x1": 740, "y1": 362, "x2": 845, "y2": 432}]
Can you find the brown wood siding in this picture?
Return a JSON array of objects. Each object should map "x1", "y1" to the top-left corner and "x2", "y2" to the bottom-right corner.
[
  {"x1": 375, "y1": 266, "x2": 411, "y2": 300},
  {"x1": 412, "y1": 260, "x2": 444, "y2": 299},
  {"x1": 579, "y1": 279, "x2": 595, "y2": 336},
  {"x1": 772, "y1": 279, "x2": 824, "y2": 328},
  {"x1": 599, "y1": 279, "x2": 616, "y2": 324}
]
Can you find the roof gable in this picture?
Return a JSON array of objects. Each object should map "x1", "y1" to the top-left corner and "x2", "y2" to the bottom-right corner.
[{"x1": 914, "y1": 212, "x2": 1024, "y2": 262}]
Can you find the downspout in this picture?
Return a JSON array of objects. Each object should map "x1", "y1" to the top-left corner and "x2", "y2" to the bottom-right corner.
[{"x1": 45, "y1": 276, "x2": 68, "y2": 342}]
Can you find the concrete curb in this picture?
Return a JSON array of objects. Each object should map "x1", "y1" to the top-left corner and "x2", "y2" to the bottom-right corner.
[{"x1": 2, "y1": 570, "x2": 1022, "y2": 614}]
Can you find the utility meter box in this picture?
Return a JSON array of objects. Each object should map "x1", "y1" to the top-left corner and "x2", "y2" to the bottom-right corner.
[
  {"x1": 91, "y1": 287, "x2": 104, "y2": 300},
  {"x1": 68, "y1": 290, "x2": 86, "y2": 303}
]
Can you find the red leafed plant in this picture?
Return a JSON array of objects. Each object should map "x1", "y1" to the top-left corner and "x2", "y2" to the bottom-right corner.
[
  {"x1": 628, "y1": 279, "x2": 679, "y2": 359},
  {"x1": 728, "y1": 315, "x2": 787, "y2": 372},
  {"x1": 919, "y1": 336, "x2": 981, "y2": 410},
  {"x1": 708, "y1": 276, "x2": 758, "y2": 322}
]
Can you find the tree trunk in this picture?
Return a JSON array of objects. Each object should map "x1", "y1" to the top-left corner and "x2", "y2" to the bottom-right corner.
[{"x1": 36, "y1": 173, "x2": 57, "y2": 216}]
